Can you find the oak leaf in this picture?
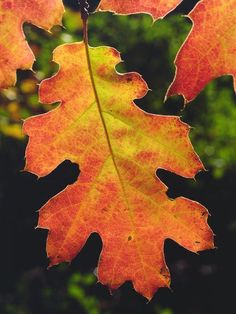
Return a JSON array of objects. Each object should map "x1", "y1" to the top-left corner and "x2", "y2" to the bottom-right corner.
[
  {"x1": 24, "y1": 42, "x2": 214, "y2": 299},
  {"x1": 167, "y1": 0, "x2": 236, "y2": 102},
  {"x1": 0, "y1": 0, "x2": 64, "y2": 89},
  {"x1": 97, "y1": 0, "x2": 183, "y2": 21}
]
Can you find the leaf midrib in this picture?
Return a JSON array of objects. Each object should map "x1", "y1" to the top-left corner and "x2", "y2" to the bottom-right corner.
[{"x1": 84, "y1": 43, "x2": 151, "y2": 286}]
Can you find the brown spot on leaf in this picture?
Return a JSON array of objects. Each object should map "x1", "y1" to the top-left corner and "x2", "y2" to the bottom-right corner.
[{"x1": 97, "y1": 65, "x2": 107, "y2": 77}]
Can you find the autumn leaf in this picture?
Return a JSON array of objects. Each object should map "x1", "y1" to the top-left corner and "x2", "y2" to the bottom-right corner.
[
  {"x1": 97, "y1": 0, "x2": 183, "y2": 21},
  {"x1": 0, "y1": 0, "x2": 64, "y2": 89},
  {"x1": 167, "y1": 0, "x2": 236, "y2": 103},
  {"x1": 23, "y1": 42, "x2": 214, "y2": 300}
]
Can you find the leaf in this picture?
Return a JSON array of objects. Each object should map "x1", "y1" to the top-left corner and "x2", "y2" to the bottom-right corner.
[
  {"x1": 23, "y1": 42, "x2": 214, "y2": 300},
  {"x1": 167, "y1": 0, "x2": 236, "y2": 103},
  {"x1": 97, "y1": 0, "x2": 183, "y2": 21},
  {"x1": 0, "y1": 0, "x2": 64, "y2": 89}
]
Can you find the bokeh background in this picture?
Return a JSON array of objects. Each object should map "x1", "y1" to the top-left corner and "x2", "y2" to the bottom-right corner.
[{"x1": 1, "y1": 0, "x2": 236, "y2": 313}]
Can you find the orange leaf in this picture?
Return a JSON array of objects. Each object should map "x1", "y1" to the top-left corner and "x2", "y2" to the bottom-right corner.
[
  {"x1": 24, "y1": 42, "x2": 214, "y2": 300},
  {"x1": 167, "y1": 0, "x2": 236, "y2": 103},
  {"x1": 97, "y1": 0, "x2": 183, "y2": 20},
  {"x1": 0, "y1": 0, "x2": 64, "y2": 89}
]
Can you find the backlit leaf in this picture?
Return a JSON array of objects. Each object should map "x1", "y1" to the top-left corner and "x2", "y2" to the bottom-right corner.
[
  {"x1": 167, "y1": 0, "x2": 236, "y2": 102},
  {"x1": 97, "y1": 0, "x2": 183, "y2": 20},
  {"x1": 24, "y1": 42, "x2": 214, "y2": 299},
  {"x1": 0, "y1": 0, "x2": 64, "y2": 89}
]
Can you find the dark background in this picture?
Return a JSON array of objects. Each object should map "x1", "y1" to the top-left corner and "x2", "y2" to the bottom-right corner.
[{"x1": 0, "y1": 1, "x2": 236, "y2": 313}]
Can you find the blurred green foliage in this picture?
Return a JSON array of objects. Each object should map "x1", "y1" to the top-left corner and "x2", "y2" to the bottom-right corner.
[
  {"x1": 3, "y1": 267, "x2": 102, "y2": 314},
  {"x1": 68, "y1": 272, "x2": 101, "y2": 314}
]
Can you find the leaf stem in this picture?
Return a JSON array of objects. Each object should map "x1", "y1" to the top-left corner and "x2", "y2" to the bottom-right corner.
[
  {"x1": 78, "y1": 0, "x2": 90, "y2": 43},
  {"x1": 82, "y1": 18, "x2": 88, "y2": 44}
]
